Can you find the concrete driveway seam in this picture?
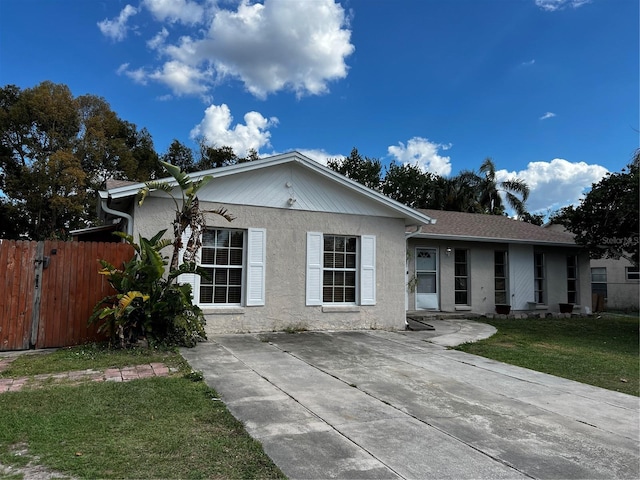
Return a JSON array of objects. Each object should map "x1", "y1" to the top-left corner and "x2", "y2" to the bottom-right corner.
[
  {"x1": 182, "y1": 321, "x2": 640, "y2": 480},
  {"x1": 261, "y1": 334, "x2": 532, "y2": 479}
]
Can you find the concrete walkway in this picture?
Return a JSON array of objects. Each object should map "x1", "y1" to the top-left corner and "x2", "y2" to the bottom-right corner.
[{"x1": 181, "y1": 319, "x2": 640, "y2": 480}]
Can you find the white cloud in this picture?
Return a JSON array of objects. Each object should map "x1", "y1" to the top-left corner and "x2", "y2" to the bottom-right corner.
[
  {"x1": 539, "y1": 111, "x2": 556, "y2": 120},
  {"x1": 535, "y1": 0, "x2": 591, "y2": 12},
  {"x1": 114, "y1": 0, "x2": 354, "y2": 98},
  {"x1": 496, "y1": 158, "x2": 608, "y2": 212},
  {"x1": 149, "y1": 60, "x2": 211, "y2": 97},
  {"x1": 297, "y1": 149, "x2": 341, "y2": 166},
  {"x1": 147, "y1": 28, "x2": 169, "y2": 50},
  {"x1": 197, "y1": 0, "x2": 354, "y2": 98},
  {"x1": 142, "y1": 0, "x2": 204, "y2": 25},
  {"x1": 521, "y1": 59, "x2": 536, "y2": 67},
  {"x1": 97, "y1": 4, "x2": 138, "y2": 42},
  {"x1": 387, "y1": 137, "x2": 453, "y2": 176},
  {"x1": 117, "y1": 63, "x2": 148, "y2": 84},
  {"x1": 190, "y1": 104, "x2": 278, "y2": 157}
]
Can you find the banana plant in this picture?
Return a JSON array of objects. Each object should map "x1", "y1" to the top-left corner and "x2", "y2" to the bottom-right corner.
[
  {"x1": 90, "y1": 229, "x2": 207, "y2": 347},
  {"x1": 138, "y1": 160, "x2": 234, "y2": 271}
]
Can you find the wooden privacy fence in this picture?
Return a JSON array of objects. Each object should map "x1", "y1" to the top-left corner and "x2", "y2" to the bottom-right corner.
[{"x1": 0, "y1": 240, "x2": 134, "y2": 351}]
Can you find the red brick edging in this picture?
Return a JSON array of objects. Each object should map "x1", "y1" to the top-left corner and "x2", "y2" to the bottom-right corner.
[{"x1": 0, "y1": 361, "x2": 176, "y2": 393}]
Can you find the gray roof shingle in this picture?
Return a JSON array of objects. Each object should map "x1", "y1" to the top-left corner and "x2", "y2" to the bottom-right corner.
[{"x1": 416, "y1": 209, "x2": 577, "y2": 246}]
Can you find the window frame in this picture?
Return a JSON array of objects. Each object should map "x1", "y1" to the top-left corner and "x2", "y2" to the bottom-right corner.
[
  {"x1": 306, "y1": 232, "x2": 376, "y2": 307},
  {"x1": 494, "y1": 250, "x2": 508, "y2": 305},
  {"x1": 534, "y1": 252, "x2": 546, "y2": 304},
  {"x1": 566, "y1": 255, "x2": 579, "y2": 304},
  {"x1": 322, "y1": 234, "x2": 359, "y2": 304},
  {"x1": 454, "y1": 249, "x2": 469, "y2": 305},
  {"x1": 590, "y1": 267, "x2": 608, "y2": 299},
  {"x1": 625, "y1": 266, "x2": 639, "y2": 281},
  {"x1": 198, "y1": 228, "x2": 246, "y2": 306}
]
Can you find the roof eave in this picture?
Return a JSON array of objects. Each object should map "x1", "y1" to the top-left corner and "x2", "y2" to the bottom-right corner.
[
  {"x1": 410, "y1": 233, "x2": 580, "y2": 247},
  {"x1": 100, "y1": 151, "x2": 435, "y2": 226}
]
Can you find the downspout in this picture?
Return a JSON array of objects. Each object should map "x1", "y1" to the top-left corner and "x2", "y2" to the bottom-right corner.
[{"x1": 100, "y1": 194, "x2": 133, "y2": 237}]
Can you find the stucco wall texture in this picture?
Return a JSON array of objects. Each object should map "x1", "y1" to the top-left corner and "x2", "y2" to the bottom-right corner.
[
  {"x1": 133, "y1": 197, "x2": 408, "y2": 335},
  {"x1": 407, "y1": 239, "x2": 591, "y2": 314}
]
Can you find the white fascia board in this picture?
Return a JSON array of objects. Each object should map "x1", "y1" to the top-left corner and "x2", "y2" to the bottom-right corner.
[
  {"x1": 102, "y1": 152, "x2": 305, "y2": 200},
  {"x1": 286, "y1": 153, "x2": 435, "y2": 226},
  {"x1": 412, "y1": 233, "x2": 579, "y2": 247}
]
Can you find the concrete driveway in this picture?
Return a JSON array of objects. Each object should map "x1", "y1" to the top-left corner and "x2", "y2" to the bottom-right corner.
[{"x1": 181, "y1": 319, "x2": 639, "y2": 479}]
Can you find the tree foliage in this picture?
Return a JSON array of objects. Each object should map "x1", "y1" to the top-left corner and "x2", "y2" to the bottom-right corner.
[
  {"x1": 381, "y1": 162, "x2": 438, "y2": 208},
  {"x1": 195, "y1": 138, "x2": 259, "y2": 171},
  {"x1": 0, "y1": 81, "x2": 160, "y2": 239},
  {"x1": 327, "y1": 148, "x2": 382, "y2": 189},
  {"x1": 554, "y1": 153, "x2": 639, "y2": 265},
  {"x1": 328, "y1": 148, "x2": 532, "y2": 218}
]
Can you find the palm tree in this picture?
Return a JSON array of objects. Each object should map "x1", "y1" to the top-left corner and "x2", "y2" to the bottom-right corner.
[
  {"x1": 477, "y1": 158, "x2": 529, "y2": 217},
  {"x1": 137, "y1": 161, "x2": 234, "y2": 272},
  {"x1": 432, "y1": 171, "x2": 483, "y2": 213}
]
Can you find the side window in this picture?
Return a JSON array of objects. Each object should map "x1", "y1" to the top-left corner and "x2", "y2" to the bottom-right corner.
[
  {"x1": 494, "y1": 251, "x2": 508, "y2": 304},
  {"x1": 626, "y1": 266, "x2": 639, "y2": 281},
  {"x1": 534, "y1": 252, "x2": 546, "y2": 304},
  {"x1": 454, "y1": 249, "x2": 469, "y2": 305},
  {"x1": 566, "y1": 255, "x2": 578, "y2": 304}
]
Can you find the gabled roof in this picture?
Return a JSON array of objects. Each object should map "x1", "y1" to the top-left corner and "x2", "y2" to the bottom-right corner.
[
  {"x1": 413, "y1": 209, "x2": 578, "y2": 246},
  {"x1": 101, "y1": 151, "x2": 435, "y2": 226}
]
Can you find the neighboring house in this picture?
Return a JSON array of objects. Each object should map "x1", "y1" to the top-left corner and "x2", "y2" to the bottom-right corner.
[
  {"x1": 589, "y1": 258, "x2": 639, "y2": 312},
  {"x1": 98, "y1": 152, "x2": 592, "y2": 334},
  {"x1": 98, "y1": 152, "x2": 434, "y2": 334},
  {"x1": 545, "y1": 223, "x2": 639, "y2": 312},
  {"x1": 406, "y1": 209, "x2": 592, "y2": 315}
]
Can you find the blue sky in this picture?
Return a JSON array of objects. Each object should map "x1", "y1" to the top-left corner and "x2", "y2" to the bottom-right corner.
[{"x1": 1, "y1": 0, "x2": 637, "y2": 214}]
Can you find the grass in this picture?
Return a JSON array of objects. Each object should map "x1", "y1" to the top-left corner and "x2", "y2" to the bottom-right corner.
[
  {"x1": 0, "y1": 345, "x2": 285, "y2": 479},
  {"x1": 0, "y1": 343, "x2": 187, "y2": 378},
  {"x1": 455, "y1": 314, "x2": 639, "y2": 396}
]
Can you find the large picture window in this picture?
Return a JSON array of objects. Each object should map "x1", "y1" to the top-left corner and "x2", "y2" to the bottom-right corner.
[
  {"x1": 199, "y1": 229, "x2": 245, "y2": 305},
  {"x1": 323, "y1": 235, "x2": 357, "y2": 303}
]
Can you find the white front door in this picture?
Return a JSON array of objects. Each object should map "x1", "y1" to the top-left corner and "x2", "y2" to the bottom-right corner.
[{"x1": 415, "y1": 247, "x2": 439, "y2": 310}]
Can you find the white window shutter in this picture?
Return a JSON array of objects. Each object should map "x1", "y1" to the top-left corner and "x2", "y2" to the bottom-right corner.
[
  {"x1": 246, "y1": 228, "x2": 266, "y2": 306},
  {"x1": 306, "y1": 232, "x2": 323, "y2": 306},
  {"x1": 177, "y1": 226, "x2": 199, "y2": 304},
  {"x1": 360, "y1": 235, "x2": 376, "y2": 305}
]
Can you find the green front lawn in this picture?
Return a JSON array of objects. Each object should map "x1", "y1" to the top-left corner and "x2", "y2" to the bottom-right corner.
[
  {"x1": 455, "y1": 315, "x2": 639, "y2": 396},
  {"x1": 0, "y1": 346, "x2": 285, "y2": 479}
]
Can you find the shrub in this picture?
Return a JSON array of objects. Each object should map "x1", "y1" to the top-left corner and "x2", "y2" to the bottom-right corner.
[{"x1": 90, "y1": 229, "x2": 206, "y2": 348}]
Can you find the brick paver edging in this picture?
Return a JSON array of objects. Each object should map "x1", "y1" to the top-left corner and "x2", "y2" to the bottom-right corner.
[{"x1": 0, "y1": 362, "x2": 177, "y2": 393}]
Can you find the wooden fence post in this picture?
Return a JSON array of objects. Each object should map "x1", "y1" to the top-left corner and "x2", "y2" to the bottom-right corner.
[{"x1": 29, "y1": 241, "x2": 45, "y2": 347}]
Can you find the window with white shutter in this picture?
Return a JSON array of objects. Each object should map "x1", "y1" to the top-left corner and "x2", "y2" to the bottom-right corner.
[{"x1": 306, "y1": 232, "x2": 376, "y2": 306}]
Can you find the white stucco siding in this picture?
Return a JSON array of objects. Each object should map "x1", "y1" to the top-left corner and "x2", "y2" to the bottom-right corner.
[
  {"x1": 590, "y1": 257, "x2": 638, "y2": 311},
  {"x1": 537, "y1": 246, "x2": 592, "y2": 313},
  {"x1": 407, "y1": 238, "x2": 590, "y2": 315},
  {"x1": 132, "y1": 197, "x2": 407, "y2": 334}
]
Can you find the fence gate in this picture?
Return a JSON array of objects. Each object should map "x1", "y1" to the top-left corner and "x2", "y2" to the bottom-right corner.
[{"x1": 0, "y1": 240, "x2": 133, "y2": 351}]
